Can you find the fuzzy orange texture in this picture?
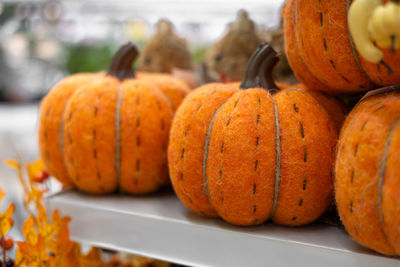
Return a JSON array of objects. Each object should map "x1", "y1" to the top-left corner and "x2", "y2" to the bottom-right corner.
[
  {"x1": 283, "y1": 0, "x2": 400, "y2": 93},
  {"x1": 64, "y1": 77, "x2": 172, "y2": 194},
  {"x1": 335, "y1": 92, "x2": 400, "y2": 255},
  {"x1": 206, "y1": 87, "x2": 336, "y2": 226},
  {"x1": 38, "y1": 73, "x2": 99, "y2": 186},
  {"x1": 136, "y1": 72, "x2": 191, "y2": 112},
  {"x1": 168, "y1": 83, "x2": 238, "y2": 217},
  {"x1": 277, "y1": 82, "x2": 347, "y2": 131}
]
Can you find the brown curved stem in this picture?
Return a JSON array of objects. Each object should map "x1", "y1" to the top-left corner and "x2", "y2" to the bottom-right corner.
[
  {"x1": 240, "y1": 43, "x2": 279, "y2": 93},
  {"x1": 107, "y1": 42, "x2": 138, "y2": 80}
]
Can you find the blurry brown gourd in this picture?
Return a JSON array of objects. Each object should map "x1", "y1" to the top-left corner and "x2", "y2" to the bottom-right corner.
[{"x1": 138, "y1": 20, "x2": 193, "y2": 73}]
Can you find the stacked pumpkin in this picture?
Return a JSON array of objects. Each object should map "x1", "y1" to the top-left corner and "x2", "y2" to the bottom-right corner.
[
  {"x1": 281, "y1": 0, "x2": 400, "y2": 256},
  {"x1": 38, "y1": 42, "x2": 190, "y2": 194}
]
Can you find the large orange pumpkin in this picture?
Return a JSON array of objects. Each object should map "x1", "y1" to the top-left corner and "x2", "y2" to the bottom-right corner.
[
  {"x1": 169, "y1": 44, "x2": 340, "y2": 226},
  {"x1": 335, "y1": 86, "x2": 400, "y2": 255},
  {"x1": 283, "y1": 0, "x2": 400, "y2": 93},
  {"x1": 38, "y1": 43, "x2": 187, "y2": 193}
]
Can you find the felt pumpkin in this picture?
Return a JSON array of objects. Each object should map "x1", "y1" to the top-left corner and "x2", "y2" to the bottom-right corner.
[
  {"x1": 335, "y1": 85, "x2": 400, "y2": 255},
  {"x1": 39, "y1": 43, "x2": 176, "y2": 194},
  {"x1": 283, "y1": 0, "x2": 400, "y2": 94},
  {"x1": 169, "y1": 43, "x2": 338, "y2": 226}
]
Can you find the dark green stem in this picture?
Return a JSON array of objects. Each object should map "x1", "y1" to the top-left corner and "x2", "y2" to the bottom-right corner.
[
  {"x1": 240, "y1": 43, "x2": 279, "y2": 93},
  {"x1": 107, "y1": 42, "x2": 138, "y2": 80}
]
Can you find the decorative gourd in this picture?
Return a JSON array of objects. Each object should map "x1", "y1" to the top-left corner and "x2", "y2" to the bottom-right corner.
[
  {"x1": 206, "y1": 10, "x2": 262, "y2": 82},
  {"x1": 138, "y1": 20, "x2": 193, "y2": 73},
  {"x1": 39, "y1": 43, "x2": 179, "y2": 193},
  {"x1": 335, "y1": 86, "x2": 400, "y2": 255},
  {"x1": 169, "y1": 43, "x2": 338, "y2": 226},
  {"x1": 283, "y1": 0, "x2": 400, "y2": 93}
]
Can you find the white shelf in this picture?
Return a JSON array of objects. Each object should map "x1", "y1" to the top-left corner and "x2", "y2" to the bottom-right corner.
[{"x1": 47, "y1": 190, "x2": 400, "y2": 267}]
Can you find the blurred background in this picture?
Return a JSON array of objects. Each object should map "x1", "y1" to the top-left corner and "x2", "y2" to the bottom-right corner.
[{"x1": 0, "y1": 0, "x2": 284, "y2": 241}]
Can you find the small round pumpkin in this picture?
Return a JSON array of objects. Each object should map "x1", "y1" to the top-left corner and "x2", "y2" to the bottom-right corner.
[
  {"x1": 38, "y1": 43, "x2": 183, "y2": 193},
  {"x1": 63, "y1": 43, "x2": 172, "y2": 194},
  {"x1": 335, "y1": 86, "x2": 400, "y2": 255},
  {"x1": 283, "y1": 0, "x2": 400, "y2": 93},
  {"x1": 169, "y1": 44, "x2": 339, "y2": 226}
]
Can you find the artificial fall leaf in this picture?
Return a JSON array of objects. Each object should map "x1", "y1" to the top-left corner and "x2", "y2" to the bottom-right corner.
[
  {"x1": 26, "y1": 186, "x2": 45, "y2": 207},
  {"x1": 22, "y1": 215, "x2": 38, "y2": 245},
  {"x1": 0, "y1": 187, "x2": 5, "y2": 201},
  {"x1": 17, "y1": 235, "x2": 50, "y2": 266},
  {"x1": 27, "y1": 159, "x2": 46, "y2": 182},
  {"x1": 35, "y1": 206, "x2": 71, "y2": 255},
  {"x1": 80, "y1": 247, "x2": 109, "y2": 267},
  {"x1": 3, "y1": 159, "x2": 20, "y2": 169},
  {"x1": 0, "y1": 202, "x2": 15, "y2": 237},
  {"x1": 49, "y1": 223, "x2": 75, "y2": 267}
]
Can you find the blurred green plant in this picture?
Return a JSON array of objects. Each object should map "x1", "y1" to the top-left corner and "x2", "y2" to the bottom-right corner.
[{"x1": 64, "y1": 43, "x2": 115, "y2": 74}]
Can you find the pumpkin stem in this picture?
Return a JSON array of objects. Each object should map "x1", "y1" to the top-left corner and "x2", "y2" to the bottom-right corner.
[
  {"x1": 240, "y1": 43, "x2": 279, "y2": 92},
  {"x1": 107, "y1": 42, "x2": 138, "y2": 80}
]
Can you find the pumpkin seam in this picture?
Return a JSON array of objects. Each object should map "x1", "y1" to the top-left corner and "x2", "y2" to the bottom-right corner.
[
  {"x1": 269, "y1": 98, "x2": 281, "y2": 219},
  {"x1": 115, "y1": 83, "x2": 123, "y2": 192},
  {"x1": 377, "y1": 118, "x2": 400, "y2": 252},
  {"x1": 291, "y1": 0, "x2": 331, "y2": 91},
  {"x1": 202, "y1": 100, "x2": 229, "y2": 202}
]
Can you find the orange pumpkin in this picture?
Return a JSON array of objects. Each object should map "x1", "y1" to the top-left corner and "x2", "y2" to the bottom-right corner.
[
  {"x1": 283, "y1": 0, "x2": 400, "y2": 94},
  {"x1": 136, "y1": 72, "x2": 191, "y2": 112},
  {"x1": 335, "y1": 86, "x2": 400, "y2": 255},
  {"x1": 169, "y1": 44, "x2": 339, "y2": 226},
  {"x1": 38, "y1": 43, "x2": 185, "y2": 193}
]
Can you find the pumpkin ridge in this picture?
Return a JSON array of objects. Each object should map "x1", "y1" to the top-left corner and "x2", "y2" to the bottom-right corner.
[
  {"x1": 203, "y1": 101, "x2": 228, "y2": 199},
  {"x1": 317, "y1": 0, "x2": 373, "y2": 89},
  {"x1": 269, "y1": 98, "x2": 281, "y2": 219},
  {"x1": 115, "y1": 84, "x2": 123, "y2": 192},
  {"x1": 291, "y1": 0, "x2": 330, "y2": 91},
  {"x1": 377, "y1": 118, "x2": 400, "y2": 251}
]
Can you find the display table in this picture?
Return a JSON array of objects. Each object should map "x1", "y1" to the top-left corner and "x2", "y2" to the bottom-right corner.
[{"x1": 47, "y1": 189, "x2": 399, "y2": 267}]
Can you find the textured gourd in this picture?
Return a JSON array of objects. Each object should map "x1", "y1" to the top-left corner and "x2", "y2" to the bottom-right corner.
[
  {"x1": 335, "y1": 86, "x2": 400, "y2": 255},
  {"x1": 283, "y1": 0, "x2": 400, "y2": 93},
  {"x1": 206, "y1": 10, "x2": 262, "y2": 82},
  {"x1": 138, "y1": 20, "x2": 193, "y2": 73},
  {"x1": 39, "y1": 43, "x2": 176, "y2": 193},
  {"x1": 63, "y1": 43, "x2": 173, "y2": 194},
  {"x1": 38, "y1": 73, "x2": 101, "y2": 186},
  {"x1": 169, "y1": 44, "x2": 337, "y2": 226},
  {"x1": 136, "y1": 72, "x2": 191, "y2": 112}
]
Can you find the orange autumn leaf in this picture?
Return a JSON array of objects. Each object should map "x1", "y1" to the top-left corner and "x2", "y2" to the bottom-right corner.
[
  {"x1": 3, "y1": 159, "x2": 20, "y2": 169},
  {"x1": 22, "y1": 215, "x2": 38, "y2": 245},
  {"x1": 27, "y1": 159, "x2": 46, "y2": 182},
  {"x1": 34, "y1": 206, "x2": 71, "y2": 254},
  {"x1": 26, "y1": 186, "x2": 46, "y2": 207},
  {"x1": 0, "y1": 187, "x2": 4, "y2": 201},
  {"x1": 80, "y1": 247, "x2": 109, "y2": 267},
  {"x1": 0, "y1": 202, "x2": 15, "y2": 237},
  {"x1": 17, "y1": 235, "x2": 50, "y2": 266},
  {"x1": 50, "y1": 223, "x2": 75, "y2": 267}
]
